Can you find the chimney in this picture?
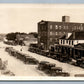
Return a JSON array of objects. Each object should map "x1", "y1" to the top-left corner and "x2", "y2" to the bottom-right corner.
[{"x1": 62, "y1": 16, "x2": 70, "y2": 22}]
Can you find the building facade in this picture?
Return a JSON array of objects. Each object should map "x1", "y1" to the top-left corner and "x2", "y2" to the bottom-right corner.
[
  {"x1": 59, "y1": 31, "x2": 84, "y2": 47},
  {"x1": 38, "y1": 16, "x2": 84, "y2": 50}
]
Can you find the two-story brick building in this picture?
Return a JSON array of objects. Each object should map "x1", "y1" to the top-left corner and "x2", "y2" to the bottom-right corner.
[{"x1": 38, "y1": 16, "x2": 84, "y2": 50}]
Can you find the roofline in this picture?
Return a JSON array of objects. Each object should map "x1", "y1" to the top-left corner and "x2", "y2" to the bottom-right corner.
[{"x1": 38, "y1": 20, "x2": 84, "y2": 24}]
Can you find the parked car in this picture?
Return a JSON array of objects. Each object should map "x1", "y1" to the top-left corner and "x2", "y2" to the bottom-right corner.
[
  {"x1": 24, "y1": 57, "x2": 39, "y2": 64},
  {"x1": 38, "y1": 61, "x2": 49, "y2": 70},
  {"x1": 50, "y1": 67, "x2": 62, "y2": 76}
]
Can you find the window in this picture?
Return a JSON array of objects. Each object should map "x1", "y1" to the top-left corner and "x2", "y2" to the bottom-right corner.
[
  {"x1": 50, "y1": 25, "x2": 52, "y2": 29},
  {"x1": 64, "y1": 25, "x2": 68, "y2": 30},
  {"x1": 55, "y1": 25, "x2": 58, "y2": 29},
  {"x1": 80, "y1": 24, "x2": 83, "y2": 30},
  {"x1": 63, "y1": 40, "x2": 65, "y2": 44},
  {"x1": 77, "y1": 26, "x2": 79, "y2": 30},
  {"x1": 63, "y1": 26, "x2": 66, "y2": 29},
  {"x1": 66, "y1": 40, "x2": 68, "y2": 44},
  {"x1": 72, "y1": 41, "x2": 73, "y2": 45},
  {"x1": 50, "y1": 32, "x2": 53, "y2": 35},
  {"x1": 64, "y1": 32, "x2": 65, "y2": 34},
  {"x1": 66, "y1": 26, "x2": 68, "y2": 29},
  {"x1": 78, "y1": 26, "x2": 81, "y2": 29},
  {"x1": 50, "y1": 38, "x2": 52, "y2": 42},
  {"x1": 41, "y1": 26, "x2": 43, "y2": 30},
  {"x1": 61, "y1": 40, "x2": 62, "y2": 44},
  {"x1": 69, "y1": 41, "x2": 70, "y2": 45},
  {"x1": 56, "y1": 32, "x2": 57, "y2": 35},
  {"x1": 74, "y1": 26, "x2": 76, "y2": 30},
  {"x1": 59, "y1": 32, "x2": 61, "y2": 35},
  {"x1": 44, "y1": 32, "x2": 46, "y2": 36},
  {"x1": 59, "y1": 25, "x2": 61, "y2": 29}
]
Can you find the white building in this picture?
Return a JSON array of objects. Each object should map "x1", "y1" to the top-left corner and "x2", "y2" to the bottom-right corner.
[{"x1": 59, "y1": 31, "x2": 84, "y2": 47}]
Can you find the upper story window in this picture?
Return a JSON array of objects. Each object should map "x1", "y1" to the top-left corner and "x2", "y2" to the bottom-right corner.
[
  {"x1": 74, "y1": 26, "x2": 76, "y2": 30},
  {"x1": 63, "y1": 26, "x2": 66, "y2": 29},
  {"x1": 56, "y1": 32, "x2": 58, "y2": 35},
  {"x1": 50, "y1": 32, "x2": 53, "y2": 35},
  {"x1": 81, "y1": 27, "x2": 83, "y2": 30},
  {"x1": 78, "y1": 26, "x2": 81, "y2": 30},
  {"x1": 66, "y1": 26, "x2": 68, "y2": 29},
  {"x1": 50, "y1": 25, "x2": 53, "y2": 30},
  {"x1": 50, "y1": 38, "x2": 52, "y2": 42},
  {"x1": 44, "y1": 32, "x2": 46, "y2": 36},
  {"x1": 41, "y1": 26, "x2": 43, "y2": 30},
  {"x1": 55, "y1": 25, "x2": 58, "y2": 29},
  {"x1": 59, "y1": 32, "x2": 61, "y2": 35},
  {"x1": 77, "y1": 26, "x2": 79, "y2": 30},
  {"x1": 59, "y1": 25, "x2": 62, "y2": 29},
  {"x1": 80, "y1": 24, "x2": 83, "y2": 30},
  {"x1": 64, "y1": 32, "x2": 65, "y2": 34}
]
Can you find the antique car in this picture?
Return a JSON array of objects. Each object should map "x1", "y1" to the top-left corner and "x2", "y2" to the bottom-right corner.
[
  {"x1": 38, "y1": 61, "x2": 49, "y2": 70},
  {"x1": 24, "y1": 57, "x2": 39, "y2": 64},
  {"x1": 76, "y1": 57, "x2": 84, "y2": 68},
  {"x1": 40, "y1": 50, "x2": 49, "y2": 57},
  {"x1": 50, "y1": 67, "x2": 62, "y2": 76},
  {"x1": 57, "y1": 72, "x2": 70, "y2": 77},
  {"x1": 38, "y1": 61, "x2": 56, "y2": 74}
]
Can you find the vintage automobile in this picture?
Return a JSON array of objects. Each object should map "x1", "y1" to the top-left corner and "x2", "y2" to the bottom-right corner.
[
  {"x1": 38, "y1": 61, "x2": 56, "y2": 74},
  {"x1": 50, "y1": 67, "x2": 62, "y2": 76},
  {"x1": 50, "y1": 68, "x2": 70, "y2": 76},
  {"x1": 57, "y1": 72, "x2": 70, "y2": 77},
  {"x1": 38, "y1": 61, "x2": 49, "y2": 70},
  {"x1": 76, "y1": 57, "x2": 84, "y2": 68},
  {"x1": 44, "y1": 63, "x2": 56, "y2": 74},
  {"x1": 24, "y1": 57, "x2": 39, "y2": 64},
  {"x1": 40, "y1": 50, "x2": 49, "y2": 57}
]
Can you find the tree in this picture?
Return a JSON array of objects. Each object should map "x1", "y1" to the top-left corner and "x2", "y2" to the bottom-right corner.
[
  {"x1": 28, "y1": 32, "x2": 38, "y2": 38},
  {"x1": 6, "y1": 33, "x2": 17, "y2": 41}
]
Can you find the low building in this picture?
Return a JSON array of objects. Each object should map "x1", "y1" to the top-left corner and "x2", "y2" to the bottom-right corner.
[{"x1": 59, "y1": 31, "x2": 84, "y2": 47}]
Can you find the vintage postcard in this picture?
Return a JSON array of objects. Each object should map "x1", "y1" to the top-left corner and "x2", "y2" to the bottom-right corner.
[{"x1": 0, "y1": 4, "x2": 84, "y2": 80}]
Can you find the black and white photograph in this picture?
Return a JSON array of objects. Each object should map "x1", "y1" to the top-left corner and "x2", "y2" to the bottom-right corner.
[{"x1": 0, "y1": 4, "x2": 84, "y2": 79}]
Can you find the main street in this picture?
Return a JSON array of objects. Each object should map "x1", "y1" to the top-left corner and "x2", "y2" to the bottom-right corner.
[
  {"x1": 0, "y1": 42, "x2": 46, "y2": 76},
  {"x1": 0, "y1": 42, "x2": 84, "y2": 77}
]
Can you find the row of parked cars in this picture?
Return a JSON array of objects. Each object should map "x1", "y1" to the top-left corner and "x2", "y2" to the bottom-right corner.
[
  {"x1": 5, "y1": 47, "x2": 70, "y2": 77},
  {"x1": 37, "y1": 61, "x2": 70, "y2": 77},
  {"x1": 5, "y1": 47, "x2": 39, "y2": 64},
  {"x1": 28, "y1": 44, "x2": 84, "y2": 69}
]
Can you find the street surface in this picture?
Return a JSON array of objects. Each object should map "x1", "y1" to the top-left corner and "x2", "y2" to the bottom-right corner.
[
  {"x1": 0, "y1": 42, "x2": 47, "y2": 76},
  {"x1": 0, "y1": 42, "x2": 84, "y2": 77}
]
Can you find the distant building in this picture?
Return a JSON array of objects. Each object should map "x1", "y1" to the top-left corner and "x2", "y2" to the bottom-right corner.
[
  {"x1": 59, "y1": 31, "x2": 84, "y2": 47},
  {"x1": 38, "y1": 16, "x2": 84, "y2": 50}
]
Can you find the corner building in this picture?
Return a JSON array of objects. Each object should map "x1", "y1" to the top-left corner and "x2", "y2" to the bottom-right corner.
[{"x1": 38, "y1": 16, "x2": 84, "y2": 50}]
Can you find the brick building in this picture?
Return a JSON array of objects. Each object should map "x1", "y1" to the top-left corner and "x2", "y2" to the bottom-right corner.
[{"x1": 38, "y1": 16, "x2": 84, "y2": 50}]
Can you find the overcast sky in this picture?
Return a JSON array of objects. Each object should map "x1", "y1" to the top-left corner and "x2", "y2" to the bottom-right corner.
[{"x1": 0, "y1": 4, "x2": 84, "y2": 33}]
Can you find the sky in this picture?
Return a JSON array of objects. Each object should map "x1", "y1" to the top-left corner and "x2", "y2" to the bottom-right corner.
[
  {"x1": 1, "y1": 4, "x2": 84, "y2": 33},
  {"x1": 0, "y1": 0, "x2": 84, "y2": 3}
]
